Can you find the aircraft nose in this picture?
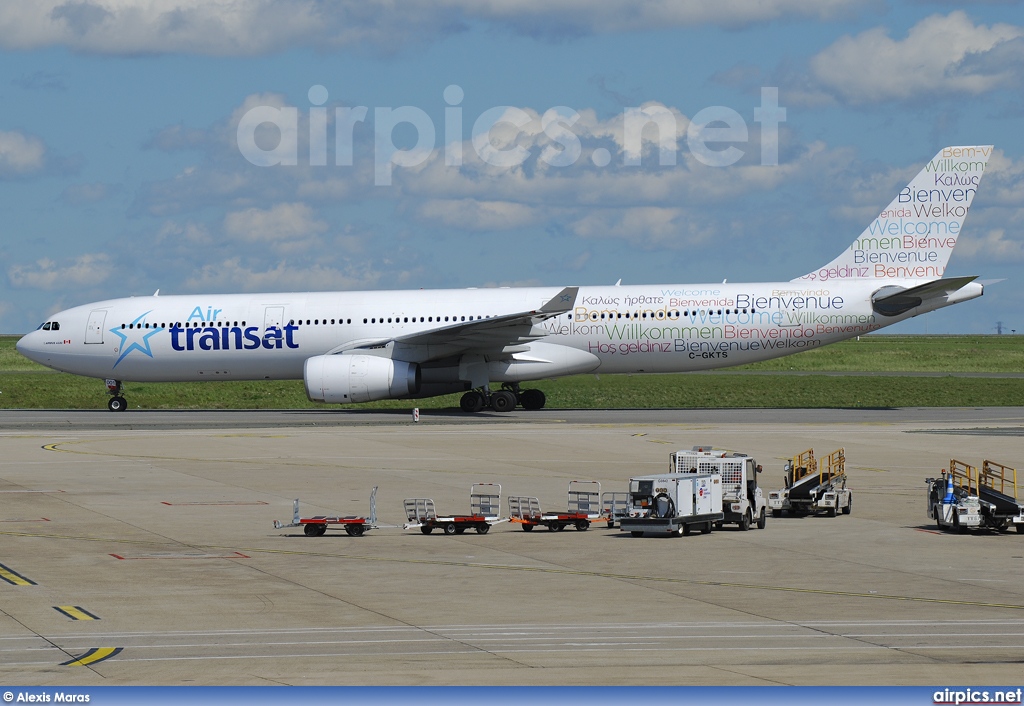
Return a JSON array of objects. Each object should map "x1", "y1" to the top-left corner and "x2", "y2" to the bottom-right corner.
[{"x1": 15, "y1": 331, "x2": 42, "y2": 363}]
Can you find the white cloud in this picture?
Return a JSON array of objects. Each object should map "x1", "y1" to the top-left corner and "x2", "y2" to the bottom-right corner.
[
  {"x1": 0, "y1": 129, "x2": 46, "y2": 177},
  {"x1": 223, "y1": 202, "x2": 328, "y2": 251},
  {"x1": 182, "y1": 257, "x2": 382, "y2": 292},
  {"x1": 415, "y1": 199, "x2": 542, "y2": 230},
  {"x1": 809, "y1": 12, "x2": 1023, "y2": 104},
  {"x1": 8, "y1": 253, "x2": 112, "y2": 289},
  {"x1": 61, "y1": 181, "x2": 120, "y2": 205},
  {"x1": 0, "y1": 0, "x2": 864, "y2": 56}
]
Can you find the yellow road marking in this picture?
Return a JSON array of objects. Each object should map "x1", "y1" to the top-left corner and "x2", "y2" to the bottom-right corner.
[
  {"x1": 55, "y1": 605, "x2": 99, "y2": 621},
  {"x1": 62, "y1": 647, "x2": 121, "y2": 666},
  {"x1": 0, "y1": 562, "x2": 36, "y2": 586}
]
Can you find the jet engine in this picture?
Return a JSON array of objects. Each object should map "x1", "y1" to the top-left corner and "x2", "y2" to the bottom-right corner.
[{"x1": 304, "y1": 354, "x2": 420, "y2": 404}]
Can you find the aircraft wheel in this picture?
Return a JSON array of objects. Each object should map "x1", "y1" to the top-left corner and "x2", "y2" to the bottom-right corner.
[
  {"x1": 842, "y1": 495, "x2": 852, "y2": 515},
  {"x1": 757, "y1": 508, "x2": 767, "y2": 529},
  {"x1": 490, "y1": 390, "x2": 517, "y2": 413},
  {"x1": 519, "y1": 389, "x2": 546, "y2": 410},
  {"x1": 108, "y1": 396, "x2": 127, "y2": 412},
  {"x1": 460, "y1": 391, "x2": 485, "y2": 413}
]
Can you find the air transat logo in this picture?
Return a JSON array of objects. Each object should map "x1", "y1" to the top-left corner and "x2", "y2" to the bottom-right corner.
[{"x1": 110, "y1": 311, "x2": 164, "y2": 369}]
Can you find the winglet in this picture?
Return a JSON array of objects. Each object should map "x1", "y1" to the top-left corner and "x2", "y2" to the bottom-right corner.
[{"x1": 539, "y1": 286, "x2": 578, "y2": 314}]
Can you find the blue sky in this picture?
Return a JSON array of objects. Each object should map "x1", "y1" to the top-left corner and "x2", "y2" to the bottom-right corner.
[{"x1": 1, "y1": 1, "x2": 1022, "y2": 334}]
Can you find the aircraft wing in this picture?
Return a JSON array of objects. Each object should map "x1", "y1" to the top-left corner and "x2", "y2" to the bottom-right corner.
[
  {"x1": 331, "y1": 286, "x2": 578, "y2": 362},
  {"x1": 871, "y1": 276, "x2": 978, "y2": 316}
]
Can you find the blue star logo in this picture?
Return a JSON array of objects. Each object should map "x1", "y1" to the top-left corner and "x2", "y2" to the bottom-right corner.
[
  {"x1": 110, "y1": 311, "x2": 164, "y2": 369},
  {"x1": 560, "y1": 294, "x2": 572, "y2": 302}
]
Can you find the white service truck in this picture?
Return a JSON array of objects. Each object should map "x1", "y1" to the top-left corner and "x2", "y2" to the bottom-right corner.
[
  {"x1": 617, "y1": 472, "x2": 724, "y2": 537},
  {"x1": 927, "y1": 468, "x2": 983, "y2": 533},
  {"x1": 671, "y1": 447, "x2": 767, "y2": 530}
]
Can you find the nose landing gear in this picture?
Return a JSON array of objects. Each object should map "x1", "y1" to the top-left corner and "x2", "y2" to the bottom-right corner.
[{"x1": 105, "y1": 379, "x2": 127, "y2": 412}]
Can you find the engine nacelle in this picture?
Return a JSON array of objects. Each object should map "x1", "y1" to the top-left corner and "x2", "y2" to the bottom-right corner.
[{"x1": 304, "y1": 354, "x2": 420, "y2": 404}]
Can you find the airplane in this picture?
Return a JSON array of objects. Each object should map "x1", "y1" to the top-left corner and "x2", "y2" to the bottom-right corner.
[{"x1": 17, "y1": 145, "x2": 993, "y2": 413}]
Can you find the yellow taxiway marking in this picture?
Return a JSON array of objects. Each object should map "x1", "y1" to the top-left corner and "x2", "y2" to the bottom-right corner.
[
  {"x1": 62, "y1": 647, "x2": 121, "y2": 666},
  {"x1": 55, "y1": 605, "x2": 100, "y2": 621},
  {"x1": 0, "y1": 562, "x2": 36, "y2": 586}
]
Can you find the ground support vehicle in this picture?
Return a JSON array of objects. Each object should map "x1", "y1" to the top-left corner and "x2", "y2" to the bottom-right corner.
[
  {"x1": 927, "y1": 462, "x2": 984, "y2": 532},
  {"x1": 508, "y1": 481, "x2": 603, "y2": 531},
  {"x1": 671, "y1": 447, "x2": 767, "y2": 530},
  {"x1": 617, "y1": 472, "x2": 723, "y2": 537},
  {"x1": 768, "y1": 448, "x2": 852, "y2": 518},
  {"x1": 274, "y1": 487, "x2": 379, "y2": 537},
  {"x1": 928, "y1": 459, "x2": 1024, "y2": 533},
  {"x1": 602, "y1": 491, "x2": 630, "y2": 528},
  {"x1": 403, "y1": 483, "x2": 506, "y2": 535}
]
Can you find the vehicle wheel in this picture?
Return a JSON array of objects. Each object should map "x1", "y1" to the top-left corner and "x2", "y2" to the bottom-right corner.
[
  {"x1": 303, "y1": 524, "x2": 318, "y2": 537},
  {"x1": 546, "y1": 523, "x2": 558, "y2": 531},
  {"x1": 675, "y1": 526, "x2": 685, "y2": 537},
  {"x1": 630, "y1": 531, "x2": 643, "y2": 538},
  {"x1": 738, "y1": 511, "x2": 751, "y2": 531},
  {"x1": 346, "y1": 524, "x2": 365, "y2": 537},
  {"x1": 757, "y1": 508, "x2": 767, "y2": 529},
  {"x1": 714, "y1": 522, "x2": 723, "y2": 530},
  {"x1": 522, "y1": 523, "x2": 534, "y2": 532},
  {"x1": 444, "y1": 522, "x2": 458, "y2": 535},
  {"x1": 454, "y1": 526, "x2": 466, "y2": 534},
  {"x1": 459, "y1": 391, "x2": 485, "y2": 413},
  {"x1": 519, "y1": 388, "x2": 546, "y2": 410},
  {"x1": 490, "y1": 390, "x2": 517, "y2": 413},
  {"x1": 420, "y1": 526, "x2": 433, "y2": 535},
  {"x1": 953, "y1": 512, "x2": 963, "y2": 534},
  {"x1": 827, "y1": 505, "x2": 837, "y2": 517},
  {"x1": 108, "y1": 396, "x2": 127, "y2": 412},
  {"x1": 934, "y1": 506, "x2": 943, "y2": 531},
  {"x1": 476, "y1": 524, "x2": 490, "y2": 534},
  {"x1": 701, "y1": 522, "x2": 712, "y2": 534},
  {"x1": 317, "y1": 524, "x2": 328, "y2": 536},
  {"x1": 771, "y1": 509, "x2": 782, "y2": 518},
  {"x1": 555, "y1": 523, "x2": 566, "y2": 531},
  {"x1": 682, "y1": 524, "x2": 691, "y2": 536},
  {"x1": 1017, "y1": 524, "x2": 1024, "y2": 534},
  {"x1": 575, "y1": 520, "x2": 590, "y2": 531},
  {"x1": 842, "y1": 494, "x2": 852, "y2": 515}
]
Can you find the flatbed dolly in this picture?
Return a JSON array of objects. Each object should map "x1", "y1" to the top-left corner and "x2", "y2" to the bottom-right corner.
[
  {"x1": 274, "y1": 487, "x2": 378, "y2": 537},
  {"x1": 602, "y1": 491, "x2": 629, "y2": 529},
  {"x1": 508, "y1": 481, "x2": 603, "y2": 531},
  {"x1": 403, "y1": 483, "x2": 506, "y2": 535}
]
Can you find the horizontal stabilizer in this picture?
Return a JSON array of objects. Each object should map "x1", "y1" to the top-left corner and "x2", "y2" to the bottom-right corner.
[{"x1": 871, "y1": 276, "x2": 978, "y2": 317}]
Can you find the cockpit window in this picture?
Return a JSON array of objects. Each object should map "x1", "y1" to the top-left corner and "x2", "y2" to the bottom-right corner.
[
  {"x1": 51, "y1": 322, "x2": 60, "y2": 331},
  {"x1": 42, "y1": 322, "x2": 51, "y2": 331},
  {"x1": 38, "y1": 321, "x2": 61, "y2": 331}
]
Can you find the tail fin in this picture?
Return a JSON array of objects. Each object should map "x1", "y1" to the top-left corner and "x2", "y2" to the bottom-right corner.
[{"x1": 794, "y1": 146, "x2": 993, "y2": 283}]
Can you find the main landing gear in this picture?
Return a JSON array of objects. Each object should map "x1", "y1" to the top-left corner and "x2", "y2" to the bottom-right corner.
[
  {"x1": 105, "y1": 379, "x2": 128, "y2": 412},
  {"x1": 459, "y1": 383, "x2": 546, "y2": 414}
]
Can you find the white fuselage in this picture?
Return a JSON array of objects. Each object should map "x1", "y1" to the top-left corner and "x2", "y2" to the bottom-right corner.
[{"x1": 16, "y1": 279, "x2": 974, "y2": 384}]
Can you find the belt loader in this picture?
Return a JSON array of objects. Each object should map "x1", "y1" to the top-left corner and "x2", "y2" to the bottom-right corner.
[
  {"x1": 768, "y1": 448, "x2": 851, "y2": 517},
  {"x1": 671, "y1": 447, "x2": 767, "y2": 530},
  {"x1": 927, "y1": 459, "x2": 1024, "y2": 533},
  {"x1": 617, "y1": 472, "x2": 723, "y2": 537}
]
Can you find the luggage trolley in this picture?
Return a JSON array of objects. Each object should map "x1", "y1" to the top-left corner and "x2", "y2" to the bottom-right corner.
[
  {"x1": 601, "y1": 490, "x2": 630, "y2": 528},
  {"x1": 403, "y1": 483, "x2": 505, "y2": 535},
  {"x1": 274, "y1": 487, "x2": 378, "y2": 537},
  {"x1": 508, "y1": 481, "x2": 603, "y2": 532}
]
